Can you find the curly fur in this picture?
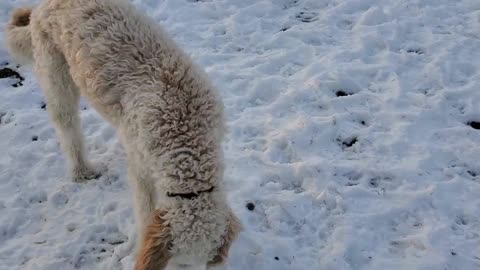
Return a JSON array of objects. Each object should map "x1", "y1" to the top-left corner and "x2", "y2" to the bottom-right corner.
[
  {"x1": 5, "y1": 0, "x2": 240, "y2": 268},
  {"x1": 208, "y1": 213, "x2": 242, "y2": 267}
]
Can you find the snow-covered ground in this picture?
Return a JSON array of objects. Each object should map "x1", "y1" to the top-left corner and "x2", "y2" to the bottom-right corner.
[{"x1": 1, "y1": 0, "x2": 480, "y2": 269}]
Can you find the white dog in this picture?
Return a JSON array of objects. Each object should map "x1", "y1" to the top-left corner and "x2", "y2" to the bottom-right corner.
[{"x1": 5, "y1": 0, "x2": 240, "y2": 269}]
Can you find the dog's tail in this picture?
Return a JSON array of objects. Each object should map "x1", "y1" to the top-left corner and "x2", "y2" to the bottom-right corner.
[{"x1": 5, "y1": 8, "x2": 34, "y2": 64}]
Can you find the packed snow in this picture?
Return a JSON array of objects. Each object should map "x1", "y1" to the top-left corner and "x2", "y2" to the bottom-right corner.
[{"x1": 1, "y1": 0, "x2": 480, "y2": 269}]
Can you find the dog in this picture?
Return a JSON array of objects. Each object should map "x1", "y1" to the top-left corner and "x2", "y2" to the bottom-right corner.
[{"x1": 5, "y1": 0, "x2": 240, "y2": 269}]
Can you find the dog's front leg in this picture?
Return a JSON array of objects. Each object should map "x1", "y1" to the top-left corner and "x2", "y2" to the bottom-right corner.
[{"x1": 128, "y1": 167, "x2": 156, "y2": 249}]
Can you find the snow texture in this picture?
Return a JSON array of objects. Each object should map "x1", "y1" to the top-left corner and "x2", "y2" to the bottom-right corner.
[{"x1": 1, "y1": 0, "x2": 480, "y2": 269}]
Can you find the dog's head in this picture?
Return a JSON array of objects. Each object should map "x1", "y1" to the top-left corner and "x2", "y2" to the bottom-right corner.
[{"x1": 135, "y1": 209, "x2": 241, "y2": 270}]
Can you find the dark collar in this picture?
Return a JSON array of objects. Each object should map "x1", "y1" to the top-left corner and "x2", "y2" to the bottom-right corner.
[{"x1": 167, "y1": 186, "x2": 214, "y2": 200}]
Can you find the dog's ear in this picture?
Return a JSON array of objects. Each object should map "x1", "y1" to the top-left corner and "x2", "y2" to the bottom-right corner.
[
  {"x1": 207, "y1": 213, "x2": 241, "y2": 268},
  {"x1": 135, "y1": 209, "x2": 172, "y2": 270}
]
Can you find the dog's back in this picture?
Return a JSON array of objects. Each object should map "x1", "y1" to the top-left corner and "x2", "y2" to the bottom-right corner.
[{"x1": 29, "y1": 0, "x2": 224, "y2": 128}]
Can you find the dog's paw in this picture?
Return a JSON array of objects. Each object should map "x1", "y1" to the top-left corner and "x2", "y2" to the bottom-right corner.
[{"x1": 72, "y1": 164, "x2": 103, "y2": 182}]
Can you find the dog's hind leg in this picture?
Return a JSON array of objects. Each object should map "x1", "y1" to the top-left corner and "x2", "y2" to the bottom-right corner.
[{"x1": 32, "y1": 32, "x2": 99, "y2": 182}]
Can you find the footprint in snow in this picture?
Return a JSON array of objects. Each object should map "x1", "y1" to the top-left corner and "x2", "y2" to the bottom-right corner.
[
  {"x1": 51, "y1": 192, "x2": 69, "y2": 208},
  {"x1": 71, "y1": 224, "x2": 128, "y2": 268},
  {"x1": 27, "y1": 190, "x2": 48, "y2": 204},
  {"x1": 406, "y1": 47, "x2": 426, "y2": 55},
  {"x1": 338, "y1": 136, "x2": 358, "y2": 149},
  {"x1": 337, "y1": 19, "x2": 354, "y2": 30},
  {"x1": 295, "y1": 11, "x2": 318, "y2": 23}
]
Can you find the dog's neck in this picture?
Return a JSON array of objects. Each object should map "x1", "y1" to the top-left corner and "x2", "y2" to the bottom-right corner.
[{"x1": 166, "y1": 186, "x2": 214, "y2": 200}]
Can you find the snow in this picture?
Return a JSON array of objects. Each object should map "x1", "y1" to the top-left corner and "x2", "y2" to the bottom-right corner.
[{"x1": 1, "y1": 0, "x2": 480, "y2": 269}]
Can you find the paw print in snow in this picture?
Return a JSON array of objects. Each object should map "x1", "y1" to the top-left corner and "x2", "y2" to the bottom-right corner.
[
  {"x1": 71, "y1": 224, "x2": 128, "y2": 268},
  {"x1": 296, "y1": 11, "x2": 318, "y2": 23}
]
